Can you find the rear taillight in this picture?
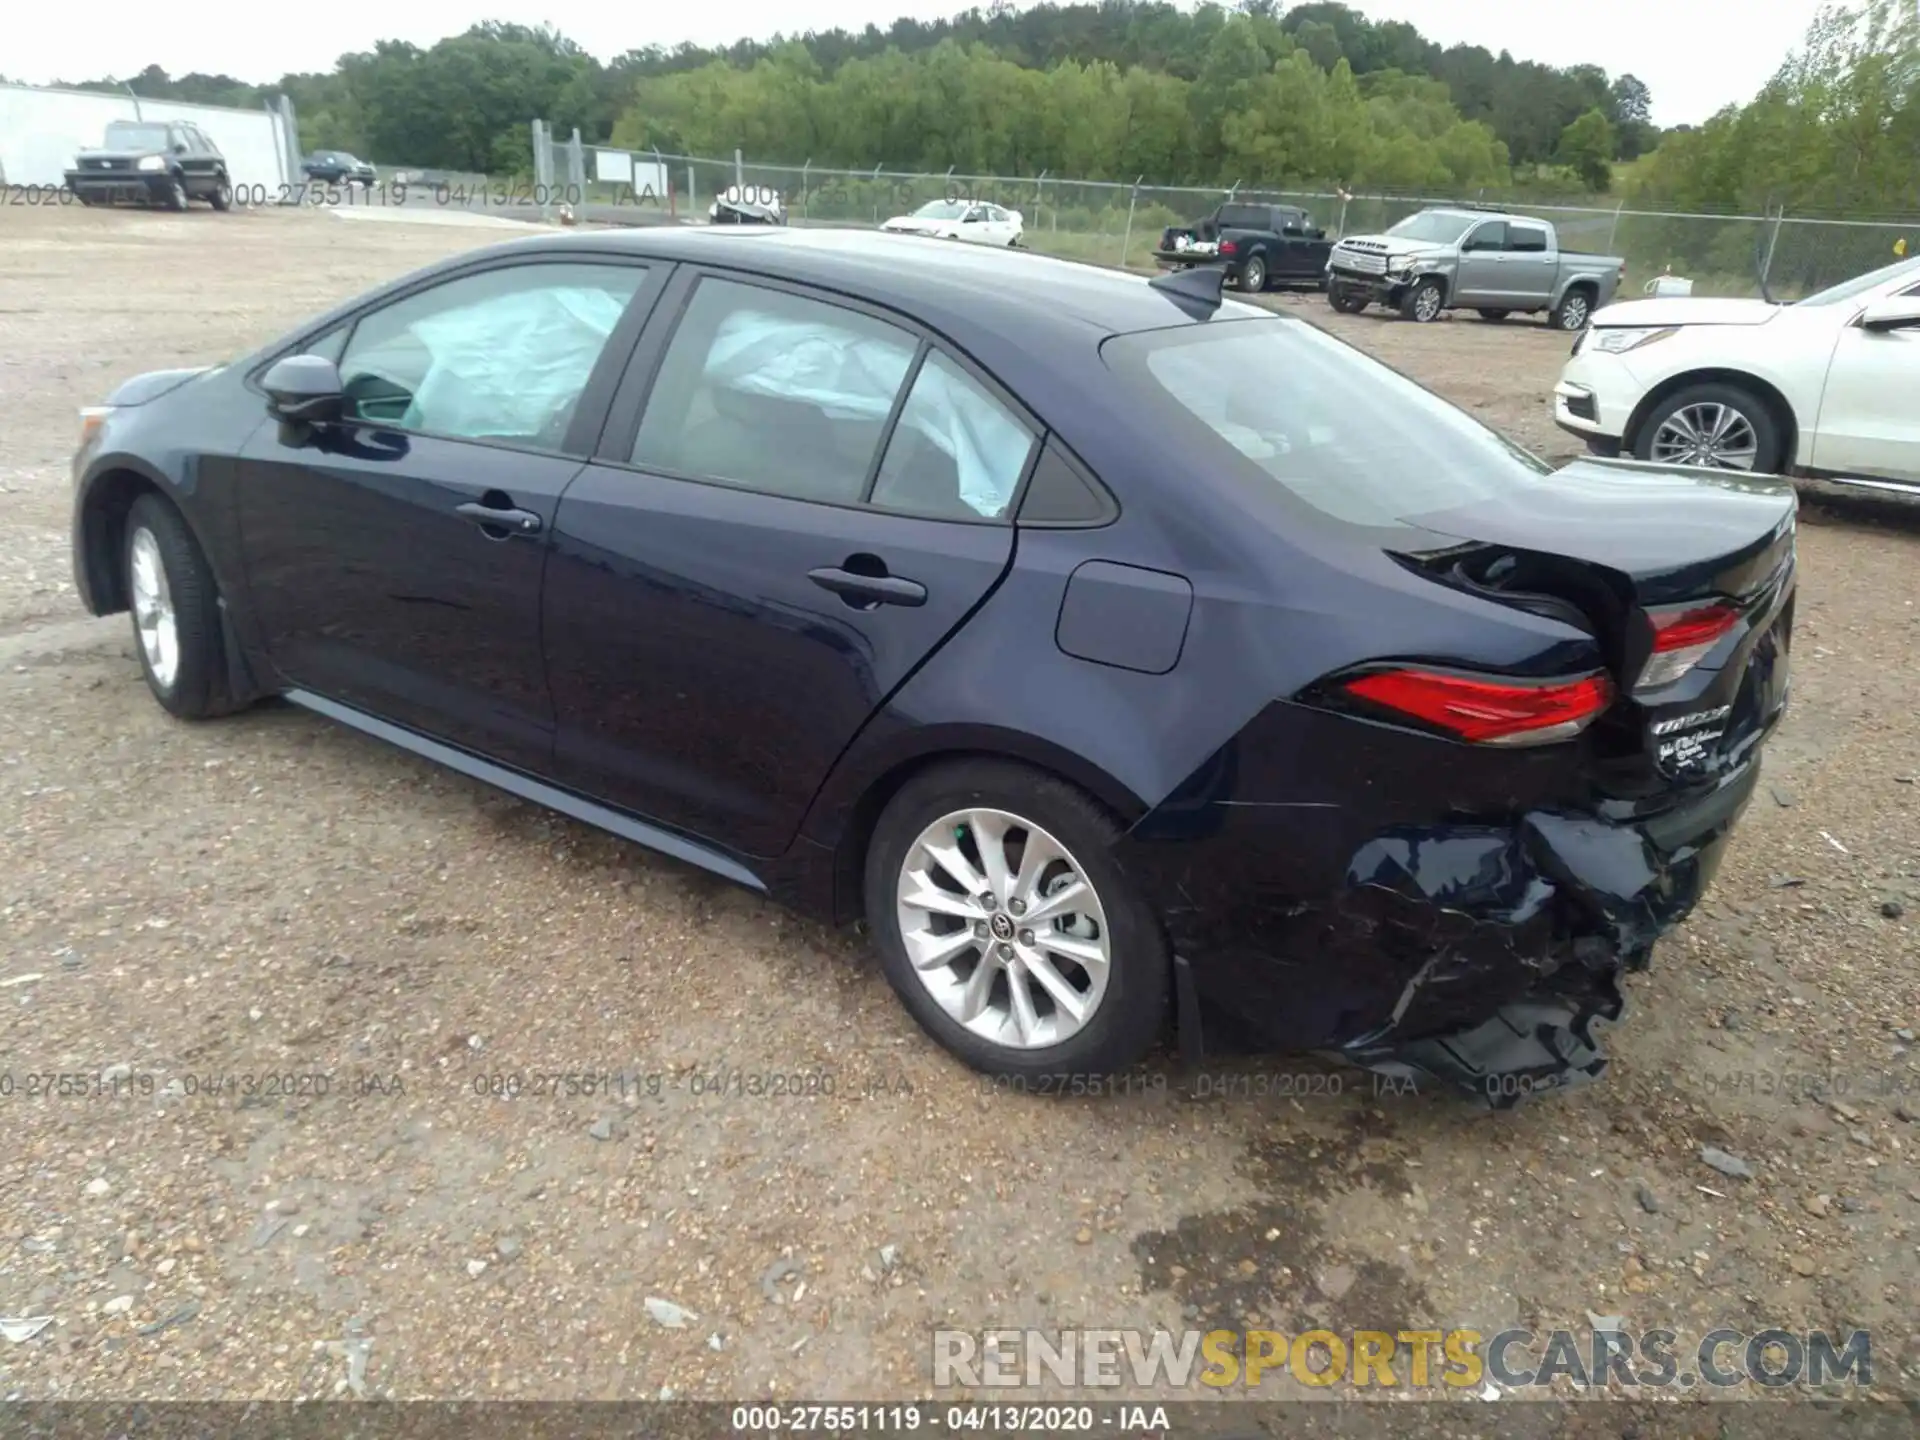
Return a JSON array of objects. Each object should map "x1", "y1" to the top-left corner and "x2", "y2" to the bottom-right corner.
[
  {"x1": 1636, "y1": 601, "x2": 1741, "y2": 691},
  {"x1": 1341, "y1": 667, "x2": 1614, "y2": 747},
  {"x1": 1219, "y1": 239, "x2": 1238, "y2": 255}
]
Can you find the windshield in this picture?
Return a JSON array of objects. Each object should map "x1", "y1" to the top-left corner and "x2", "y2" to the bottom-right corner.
[
  {"x1": 104, "y1": 122, "x2": 171, "y2": 150},
  {"x1": 912, "y1": 200, "x2": 970, "y2": 221},
  {"x1": 1794, "y1": 255, "x2": 1920, "y2": 307},
  {"x1": 1104, "y1": 317, "x2": 1550, "y2": 529},
  {"x1": 1385, "y1": 212, "x2": 1476, "y2": 245}
]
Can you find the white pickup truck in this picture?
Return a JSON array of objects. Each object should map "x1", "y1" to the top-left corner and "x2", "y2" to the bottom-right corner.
[{"x1": 1326, "y1": 206, "x2": 1626, "y2": 330}]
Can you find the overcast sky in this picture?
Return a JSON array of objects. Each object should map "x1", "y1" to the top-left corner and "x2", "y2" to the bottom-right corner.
[{"x1": 5, "y1": 0, "x2": 1825, "y2": 127}]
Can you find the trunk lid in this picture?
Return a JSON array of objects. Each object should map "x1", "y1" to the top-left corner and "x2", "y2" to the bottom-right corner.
[{"x1": 1396, "y1": 458, "x2": 1796, "y2": 787}]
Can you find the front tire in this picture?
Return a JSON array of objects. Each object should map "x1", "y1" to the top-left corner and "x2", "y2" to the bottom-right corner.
[
  {"x1": 1239, "y1": 255, "x2": 1268, "y2": 293},
  {"x1": 1400, "y1": 277, "x2": 1445, "y2": 322},
  {"x1": 124, "y1": 494, "x2": 235, "y2": 719},
  {"x1": 1328, "y1": 281, "x2": 1368, "y2": 314},
  {"x1": 1632, "y1": 383, "x2": 1781, "y2": 474},
  {"x1": 864, "y1": 760, "x2": 1169, "y2": 1080}
]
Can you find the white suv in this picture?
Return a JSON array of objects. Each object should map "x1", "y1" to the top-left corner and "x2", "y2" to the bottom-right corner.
[{"x1": 1554, "y1": 255, "x2": 1920, "y2": 495}]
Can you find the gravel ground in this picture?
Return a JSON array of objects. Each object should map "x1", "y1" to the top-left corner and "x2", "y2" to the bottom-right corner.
[{"x1": 1, "y1": 203, "x2": 1917, "y2": 1409}]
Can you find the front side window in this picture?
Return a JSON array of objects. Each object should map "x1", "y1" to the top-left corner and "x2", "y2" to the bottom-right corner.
[
  {"x1": 1104, "y1": 317, "x2": 1549, "y2": 530},
  {"x1": 632, "y1": 278, "x2": 918, "y2": 504},
  {"x1": 1462, "y1": 222, "x2": 1507, "y2": 252},
  {"x1": 870, "y1": 352, "x2": 1036, "y2": 520},
  {"x1": 913, "y1": 200, "x2": 969, "y2": 221},
  {"x1": 336, "y1": 261, "x2": 644, "y2": 447}
]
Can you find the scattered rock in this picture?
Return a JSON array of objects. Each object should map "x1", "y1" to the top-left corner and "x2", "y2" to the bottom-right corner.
[
  {"x1": 1634, "y1": 1182, "x2": 1662, "y2": 1215},
  {"x1": 99, "y1": 1062, "x2": 132, "y2": 1084},
  {"x1": 1831, "y1": 1101, "x2": 1862, "y2": 1124},
  {"x1": 465, "y1": 1259, "x2": 488, "y2": 1279},
  {"x1": 1771, "y1": 787, "x2": 1796, "y2": 808},
  {"x1": 1789, "y1": 1256, "x2": 1817, "y2": 1277},
  {"x1": 269, "y1": 1199, "x2": 301, "y2": 1216},
  {"x1": 1768, "y1": 875, "x2": 1806, "y2": 889},
  {"x1": 101, "y1": 1295, "x2": 134, "y2": 1316},
  {"x1": 587, "y1": 1117, "x2": 616, "y2": 1142},
  {"x1": 1884, "y1": 900, "x2": 1907, "y2": 920},
  {"x1": 760, "y1": 1258, "x2": 803, "y2": 1303},
  {"x1": 645, "y1": 1296, "x2": 696, "y2": 1328},
  {"x1": 1896, "y1": 1028, "x2": 1917, "y2": 1044},
  {"x1": 1, "y1": 1315, "x2": 56, "y2": 1344},
  {"x1": 1074, "y1": 1227, "x2": 1093, "y2": 1245},
  {"x1": 495, "y1": 1235, "x2": 523, "y2": 1261},
  {"x1": 1587, "y1": 1311, "x2": 1625, "y2": 1333},
  {"x1": 250, "y1": 1216, "x2": 288, "y2": 1250},
  {"x1": 1316, "y1": 1264, "x2": 1356, "y2": 1301},
  {"x1": 878, "y1": 1244, "x2": 899, "y2": 1273},
  {"x1": 1838, "y1": 1196, "x2": 1865, "y2": 1214},
  {"x1": 1803, "y1": 1194, "x2": 1831, "y2": 1217},
  {"x1": 1896, "y1": 1104, "x2": 1918, "y2": 1125},
  {"x1": 83, "y1": 1178, "x2": 110, "y2": 1198},
  {"x1": 137, "y1": 1300, "x2": 200, "y2": 1336},
  {"x1": 1721, "y1": 1010, "x2": 1744, "y2": 1031},
  {"x1": 1699, "y1": 1146, "x2": 1754, "y2": 1180},
  {"x1": 708, "y1": 1332, "x2": 726, "y2": 1352}
]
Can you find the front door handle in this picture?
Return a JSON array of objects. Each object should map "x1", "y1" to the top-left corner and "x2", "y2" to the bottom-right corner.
[
  {"x1": 455, "y1": 500, "x2": 542, "y2": 538},
  {"x1": 808, "y1": 565, "x2": 927, "y2": 608}
]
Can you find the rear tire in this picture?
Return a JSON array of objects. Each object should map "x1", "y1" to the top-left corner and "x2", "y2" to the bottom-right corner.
[
  {"x1": 1240, "y1": 255, "x2": 1268, "y2": 293},
  {"x1": 123, "y1": 494, "x2": 237, "y2": 720},
  {"x1": 864, "y1": 760, "x2": 1169, "y2": 1081},
  {"x1": 1400, "y1": 277, "x2": 1445, "y2": 322},
  {"x1": 209, "y1": 175, "x2": 232, "y2": 211},
  {"x1": 1477, "y1": 308, "x2": 1510, "y2": 322},
  {"x1": 1551, "y1": 287, "x2": 1595, "y2": 331}
]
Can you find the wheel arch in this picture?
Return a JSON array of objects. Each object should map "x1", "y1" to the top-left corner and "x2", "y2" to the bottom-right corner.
[
  {"x1": 75, "y1": 463, "x2": 174, "y2": 615},
  {"x1": 810, "y1": 731, "x2": 1150, "y2": 926},
  {"x1": 1623, "y1": 369, "x2": 1800, "y2": 467}
]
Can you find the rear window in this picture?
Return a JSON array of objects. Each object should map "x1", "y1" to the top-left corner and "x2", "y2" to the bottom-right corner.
[
  {"x1": 1102, "y1": 317, "x2": 1550, "y2": 528},
  {"x1": 1216, "y1": 205, "x2": 1270, "y2": 230}
]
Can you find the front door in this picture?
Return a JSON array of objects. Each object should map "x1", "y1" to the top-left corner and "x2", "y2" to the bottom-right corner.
[
  {"x1": 542, "y1": 272, "x2": 1034, "y2": 858},
  {"x1": 1811, "y1": 292, "x2": 1920, "y2": 481},
  {"x1": 235, "y1": 257, "x2": 658, "y2": 771}
]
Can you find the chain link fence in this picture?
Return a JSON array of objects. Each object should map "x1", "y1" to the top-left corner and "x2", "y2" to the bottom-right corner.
[{"x1": 539, "y1": 134, "x2": 1918, "y2": 298}]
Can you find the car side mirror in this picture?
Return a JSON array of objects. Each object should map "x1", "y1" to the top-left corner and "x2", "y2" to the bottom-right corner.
[
  {"x1": 1859, "y1": 296, "x2": 1920, "y2": 332},
  {"x1": 262, "y1": 354, "x2": 346, "y2": 424}
]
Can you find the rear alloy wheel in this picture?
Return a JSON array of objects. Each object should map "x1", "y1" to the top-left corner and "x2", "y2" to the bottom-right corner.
[
  {"x1": 1239, "y1": 255, "x2": 1268, "y2": 293},
  {"x1": 163, "y1": 177, "x2": 188, "y2": 212},
  {"x1": 865, "y1": 761, "x2": 1168, "y2": 1079},
  {"x1": 1401, "y1": 278, "x2": 1444, "y2": 322},
  {"x1": 1477, "y1": 308, "x2": 1510, "y2": 322},
  {"x1": 123, "y1": 494, "x2": 236, "y2": 719},
  {"x1": 1328, "y1": 282, "x2": 1368, "y2": 314},
  {"x1": 1635, "y1": 383, "x2": 1781, "y2": 473},
  {"x1": 1551, "y1": 288, "x2": 1594, "y2": 331}
]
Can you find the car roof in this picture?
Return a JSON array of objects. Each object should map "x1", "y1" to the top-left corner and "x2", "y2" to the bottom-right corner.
[{"x1": 487, "y1": 226, "x2": 1235, "y2": 344}]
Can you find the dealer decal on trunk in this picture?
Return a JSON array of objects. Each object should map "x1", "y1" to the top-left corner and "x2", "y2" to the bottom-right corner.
[{"x1": 1652, "y1": 703, "x2": 1733, "y2": 772}]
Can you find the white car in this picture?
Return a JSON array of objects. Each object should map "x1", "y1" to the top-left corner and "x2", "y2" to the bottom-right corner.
[
  {"x1": 880, "y1": 199, "x2": 1023, "y2": 247},
  {"x1": 1554, "y1": 255, "x2": 1920, "y2": 494}
]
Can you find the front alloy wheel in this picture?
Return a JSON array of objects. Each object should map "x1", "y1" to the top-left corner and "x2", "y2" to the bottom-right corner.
[
  {"x1": 129, "y1": 527, "x2": 179, "y2": 692},
  {"x1": 865, "y1": 761, "x2": 1168, "y2": 1079},
  {"x1": 1635, "y1": 383, "x2": 1781, "y2": 473},
  {"x1": 1402, "y1": 278, "x2": 1444, "y2": 322}
]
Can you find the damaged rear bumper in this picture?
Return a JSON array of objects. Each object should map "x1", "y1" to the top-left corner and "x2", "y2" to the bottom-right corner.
[{"x1": 1122, "y1": 752, "x2": 1761, "y2": 1107}]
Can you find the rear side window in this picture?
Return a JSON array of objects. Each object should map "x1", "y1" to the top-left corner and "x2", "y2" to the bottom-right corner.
[
  {"x1": 870, "y1": 351, "x2": 1036, "y2": 521},
  {"x1": 632, "y1": 278, "x2": 918, "y2": 504},
  {"x1": 1508, "y1": 225, "x2": 1549, "y2": 253},
  {"x1": 1104, "y1": 318, "x2": 1549, "y2": 528}
]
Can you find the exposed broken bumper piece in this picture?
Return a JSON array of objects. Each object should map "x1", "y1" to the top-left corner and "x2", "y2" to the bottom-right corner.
[{"x1": 1340, "y1": 972, "x2": 1625, "y2": 1109}]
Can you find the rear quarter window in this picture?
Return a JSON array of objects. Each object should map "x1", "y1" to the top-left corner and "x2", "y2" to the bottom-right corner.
[{"x1": 1102, "y1": 317, "x2": 1551, "y2": 529}]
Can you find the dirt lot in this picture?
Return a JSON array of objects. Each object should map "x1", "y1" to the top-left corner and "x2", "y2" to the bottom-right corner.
[{"x1": 2, "y1": 202, "x2": 1918, "y2": 1412}]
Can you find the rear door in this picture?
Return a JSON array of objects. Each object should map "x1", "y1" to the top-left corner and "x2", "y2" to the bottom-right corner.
[
  {"x1": 541, "y1": 269, "x2": 1035, "y2": 858},
  {"x1": 1502, "y1": 221, "x2": 1558, "y2": 306}
]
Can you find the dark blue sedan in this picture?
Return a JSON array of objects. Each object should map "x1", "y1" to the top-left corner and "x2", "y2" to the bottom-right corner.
[{"x1": 69, "y1": 228, "x2": 1796, "y2": 1104}]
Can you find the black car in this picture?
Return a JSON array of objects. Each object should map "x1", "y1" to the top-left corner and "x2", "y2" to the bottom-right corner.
[
  {"x1": 65, "y1": 120, "x2": 233, "y2": 211},
  {"x1": 68, "y1": 231, "x2": 1795, "y2": 1103},
  {"x1": 1155, "y1": 202, "x2": 1333, "y2": 293},
  {"x1": 302, "y1": 151, "x2": 377, "y2": 187}
]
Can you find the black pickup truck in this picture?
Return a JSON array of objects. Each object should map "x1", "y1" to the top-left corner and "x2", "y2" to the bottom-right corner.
[{"x1": 1154, "y1": 202, "x2": 1333, "y2": 293}]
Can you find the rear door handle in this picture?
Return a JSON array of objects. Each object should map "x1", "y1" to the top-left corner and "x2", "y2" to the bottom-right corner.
[
  {"x1": 808, "y1": 566, "x2": 927, "y2": 608},
  {"x1": 455, "y1": 501, "x2": 543, "y2": 537}
]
